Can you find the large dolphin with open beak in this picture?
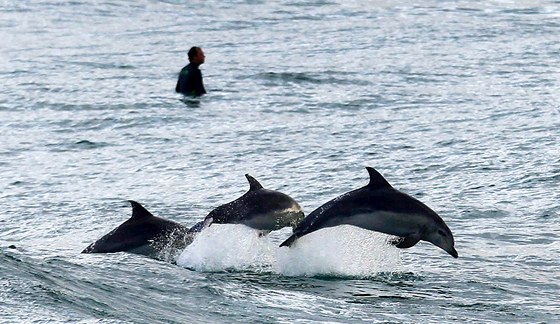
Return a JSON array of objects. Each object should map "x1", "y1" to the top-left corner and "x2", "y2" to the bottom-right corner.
[{"x1": 280, "y1": 167, "x2": 458, "y2": 258}]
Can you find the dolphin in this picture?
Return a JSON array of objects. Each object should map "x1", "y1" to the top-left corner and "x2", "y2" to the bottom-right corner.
[
  {"x1": 204, "y1": 174, "x2": 305, "y2": 232},
  {"x1": 279, "y1": 167, "x2": 458, "y2": 258},
  {"x1": 82, "y1": 200, "x2": 203, "y2": 261}
]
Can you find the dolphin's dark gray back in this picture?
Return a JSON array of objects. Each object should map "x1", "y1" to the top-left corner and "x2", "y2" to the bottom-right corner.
[
  {"x1": 280, "y1": 167, "x2": 449, "y2": 248},
  {"x1": 282, "y1": 167, "x2": 395, "y2": 245},
  {"x1": 82, "y1": 201, "x2": 190, "y2": 261},
  {"x1": 204, "y1": 174, "x2": 304, "y2": 230}
]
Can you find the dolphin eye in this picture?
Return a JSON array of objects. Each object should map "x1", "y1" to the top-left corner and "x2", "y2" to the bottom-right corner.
[{"x1": 437, "y1": 230, "x2": 447, "y2": 237}]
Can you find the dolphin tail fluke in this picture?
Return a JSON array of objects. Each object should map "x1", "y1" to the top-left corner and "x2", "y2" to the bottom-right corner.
[
  {"x1": 393, "y1": 235, "x2": 421, "y2": 249},
  {"x1": 280, "y1": 234, "x2": 298, "y2": 248}
]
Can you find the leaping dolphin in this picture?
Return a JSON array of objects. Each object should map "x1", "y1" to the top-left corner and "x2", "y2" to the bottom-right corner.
[
  {"x1": 82, "y1": 200, "x2": 201, "y2": 261},
  {"x1": 204, "y1": 174, "x2": 305, "y2": 232},
  {"x1": 279, "y1": 167, "x2": 458, "y2": 258}
]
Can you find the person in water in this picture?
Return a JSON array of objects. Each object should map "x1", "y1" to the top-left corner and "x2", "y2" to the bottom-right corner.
[{"x1": 175, "y1": 46, "x2": 206, "y2": 96}]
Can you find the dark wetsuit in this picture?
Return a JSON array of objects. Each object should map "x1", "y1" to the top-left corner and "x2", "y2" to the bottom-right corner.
[{"x1": 175, "y1": 63, "x2": 206, "y2": 96}]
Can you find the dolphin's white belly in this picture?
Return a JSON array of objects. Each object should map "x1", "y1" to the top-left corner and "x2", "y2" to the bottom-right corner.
[
  {"x1": 242, "y1": 208, "x2": 303, "y2": 231},
  {"x1": 327, "y1": 211, "x2": 426, "y2": 237},
  {"x1": 242, "y1": 213, "x2": 279, "y2": 230}
]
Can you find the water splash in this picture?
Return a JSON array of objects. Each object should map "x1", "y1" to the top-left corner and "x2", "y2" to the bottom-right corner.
[
  {"x1": 176, "y1": 224, "x2": 401, "y2": 277},
  {"x1": 176, "y1": 225, "x2": 275, "y2": 272},
  {"x1": 276, "y1": 226, "x2": 402, "y2": 277}
]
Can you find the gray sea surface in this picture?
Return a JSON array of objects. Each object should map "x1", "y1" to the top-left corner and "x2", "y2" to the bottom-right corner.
[{"x1": 1, "y1": 0, "x2": 559, "y2": 323}]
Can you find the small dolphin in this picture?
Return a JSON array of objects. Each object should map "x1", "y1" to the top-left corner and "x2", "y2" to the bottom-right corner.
[
  {"x1": 82, "y1": 200, "x2": 197, "y2": 261},
  {"x1": 204, "y1": 174, "x2": 305, "y2": 232},
  {"x1": 280, "y1": 167, "x2": 458, "y2": 258}
]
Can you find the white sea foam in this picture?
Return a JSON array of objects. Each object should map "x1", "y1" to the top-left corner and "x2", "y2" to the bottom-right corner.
[
  {"x1": 176, "y1": 224, "x2": 401, "y2": 277},
  {"x1": 176, "y1": 224, "x2": 275, "y2": 271},
  {"x1": 275, "y1": 226, "x2": 402, "y2": 277}
]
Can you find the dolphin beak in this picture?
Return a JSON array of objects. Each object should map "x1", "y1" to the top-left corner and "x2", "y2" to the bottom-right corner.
[
  {"x1": 449, "y1": 247, "x2": 459, "y2": 258},
  {"x1": 203, "y1": 217, "x2": 213, "y2": 228}
]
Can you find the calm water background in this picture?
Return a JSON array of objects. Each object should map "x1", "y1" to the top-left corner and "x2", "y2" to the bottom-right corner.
[{"x1": 1, "y1": 0, "x2": 559, "y2": 323}]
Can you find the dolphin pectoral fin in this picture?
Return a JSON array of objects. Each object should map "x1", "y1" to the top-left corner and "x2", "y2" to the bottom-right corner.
[{"x1": 393, "y1": 235, "x2": 421, "y2": 249}]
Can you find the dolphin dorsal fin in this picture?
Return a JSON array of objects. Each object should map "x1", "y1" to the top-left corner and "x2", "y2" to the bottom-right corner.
[
  {"x1": 366, "y1": 167, "x2": 392, "y2": 189},
  {"x1": 128, "y1": 200, "x2": 155, "y2": 219},
  {"x1": 245, "y1": 174, "x2": 263, "y2": 191}
]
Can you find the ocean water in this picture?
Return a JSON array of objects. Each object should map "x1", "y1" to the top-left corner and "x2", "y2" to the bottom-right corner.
[{"x1": 1, "y1": 0, "x2": 559, "y2": 323}]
